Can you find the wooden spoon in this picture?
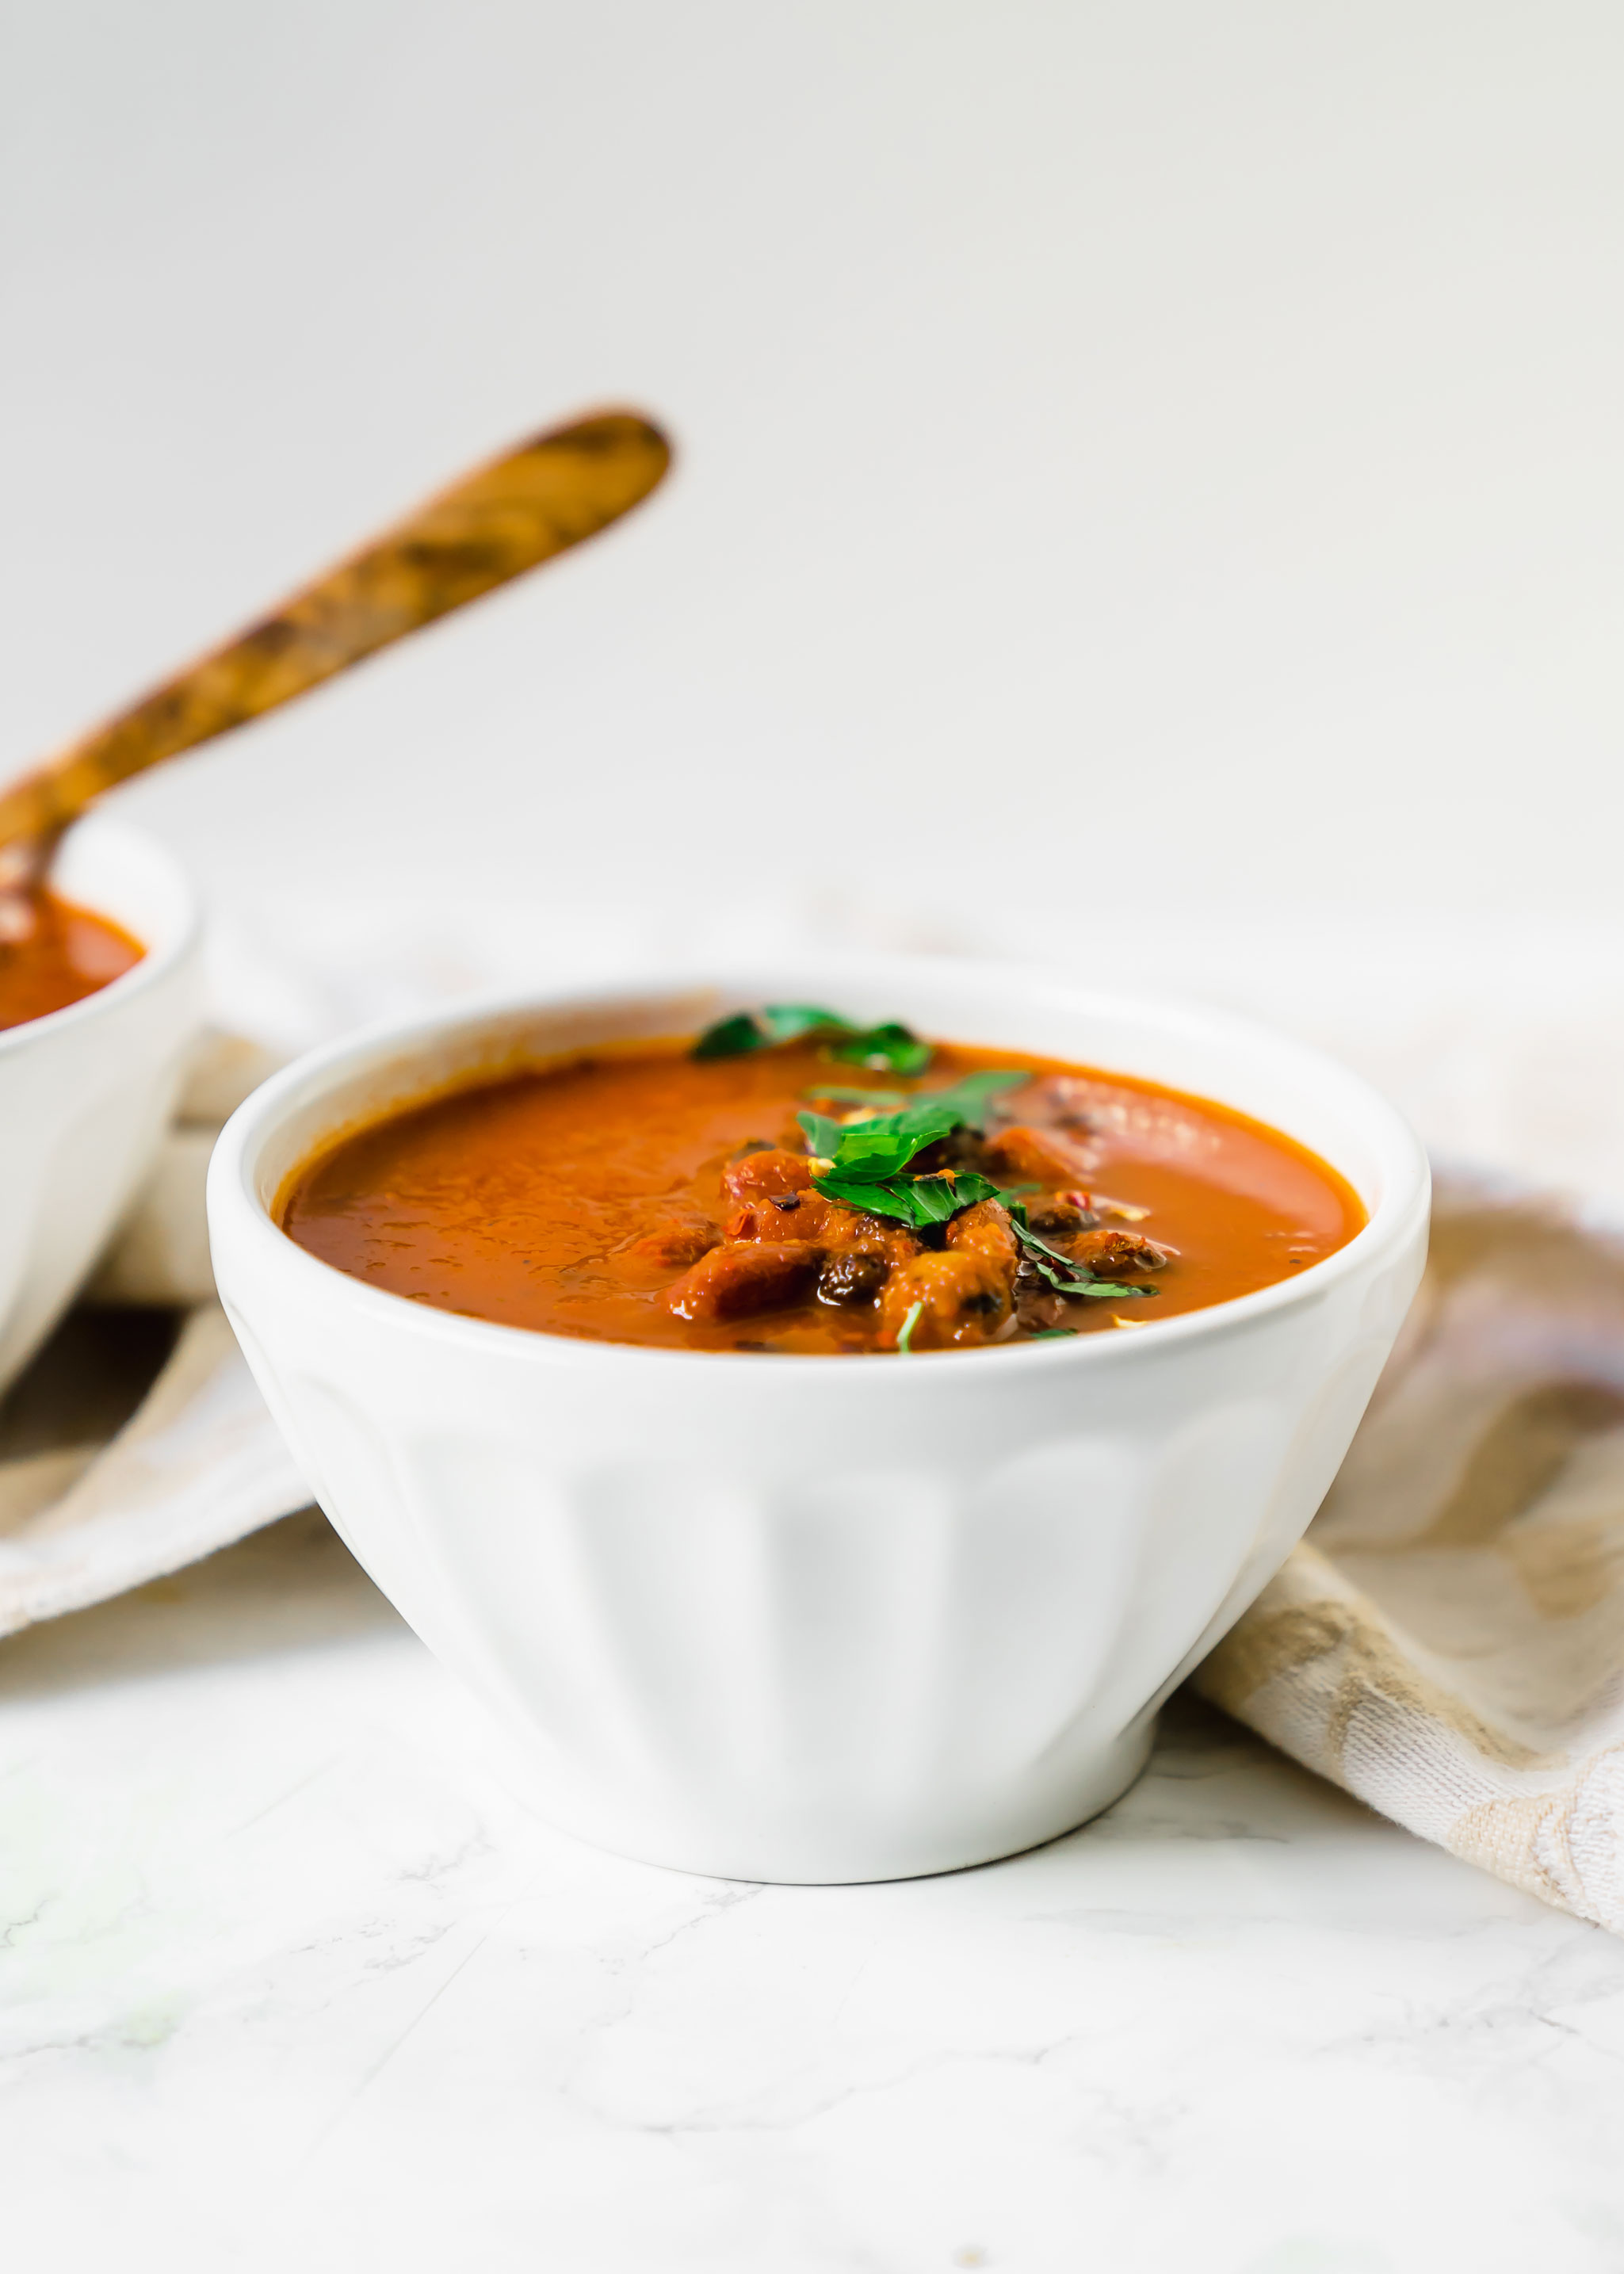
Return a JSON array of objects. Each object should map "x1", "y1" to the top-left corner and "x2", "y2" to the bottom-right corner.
[{"x1": 0, "y1": 407, "x2": 671, "y2": 938}]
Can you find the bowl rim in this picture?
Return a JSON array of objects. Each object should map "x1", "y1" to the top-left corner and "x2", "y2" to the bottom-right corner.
[
  {"x1": 0, "y1": 814, "x2": 201, "y2": 1060},
  {"x1": 208, "y1": 955, "x2": 1432, "y2": 1379}
]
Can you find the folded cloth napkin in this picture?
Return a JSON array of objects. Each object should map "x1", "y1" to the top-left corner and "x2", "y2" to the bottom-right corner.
[
  {"x1": 0, "y1": 1033, "x2": 310, "y2": 1637},
  {"x1": 1197, "y1": 1172, "x2": 1624, "y2": 1935}
]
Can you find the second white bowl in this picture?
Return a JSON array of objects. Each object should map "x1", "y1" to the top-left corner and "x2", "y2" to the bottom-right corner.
[
  {"x1": 208, "y1": 960, "x2": 1429, "y2": 1882},
  {"x1": 0, "y1": 818, "x2": 203, "y2": 1393}
]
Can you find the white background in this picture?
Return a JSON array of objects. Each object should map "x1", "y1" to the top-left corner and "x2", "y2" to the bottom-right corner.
[{"x1": 3, "y1": 1, "x2": 1623, "y2": 1166}]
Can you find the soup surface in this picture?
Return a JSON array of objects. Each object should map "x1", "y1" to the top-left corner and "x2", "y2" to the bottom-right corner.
[
  {"x1": 0, "y1": 893, "x2": 143, "y2": 1032},
  {"x1": 281, "y1": 1026, "x2": 1366, "y2": 1356}
]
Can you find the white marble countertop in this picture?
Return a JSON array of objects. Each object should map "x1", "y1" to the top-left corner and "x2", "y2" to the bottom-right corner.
[{"x1": 6, "y1": 1511, "x2": 1624, "y2": 2274}]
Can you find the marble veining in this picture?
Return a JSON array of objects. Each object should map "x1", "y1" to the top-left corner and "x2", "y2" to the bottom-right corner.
[{"x1": 3, "y1": 1512, "x2": 1624, "y2": 2274}]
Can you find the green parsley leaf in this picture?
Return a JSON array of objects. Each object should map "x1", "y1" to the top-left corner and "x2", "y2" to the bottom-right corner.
[
  {"x1": 692, "y1": 1011, "x2": 768, "y2": 1060},
  {"x1": 1017, "y1": 1247, "x2": 1087, "y2": 1294},
  {"x1": 823, "y1": 1131, "x2": 918, "y2": 1183},
  {"x1": 905, "y1": 1171, "x2": 1003, "y2": 1223},
  {"x1": 812, "y1": 1174, "x2": 925, "y2": 1224},
  {"x1": 693, "y1": 1005, "x2": 934, "y2": 1071},
  {"x1": 812, "y1": 1168, "x2": 1003, "y2": 1229},
  {"x1": 795, "y1": 1109, "x2": 846, "y2": 1160},
  {"x1": 888, "y1": 1097, "x2": 968, "y2": 1143},
  {"x1": 1004, "y1": 1206, "x2": 1084, "y2": 1271},
  {"x1": 803, "y1": 1103, "x2": 961, "y2": 1188},
  {"x1": 896, "y1": 1300, "x2": 925, "y2": 1354},
  {"x1": 805, "y1": 1080, "x2": 1022, "y2": 1226},
  {"x1": 795, "y1": 1062, "x2": 1037, "y2": 1234},
  {"x1": 759, "y1": 1003, "x2": 849, "y2": 1043},
  {"x1": 1003, "y1": 1202, "x2": 1157, "y2": 1298},
  {"x1": 915, "y1": 1069, "x2": 1030, "y2": 1130},
  {"x1": 1028, "y1": 1327, "x2": 1079, "y2": 1339},
  {"x1": 693, "y1": 1003, "x2": 849, "y2": 1059},
  {"x1": 825, "y1": 1022, "x2": 933, "y2": 1075},
  {"x1": 802, "y1": 1068, "x2": 1030, "y2": 1129}
]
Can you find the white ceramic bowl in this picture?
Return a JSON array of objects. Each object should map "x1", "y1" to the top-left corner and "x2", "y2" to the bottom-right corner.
[
  {"x1": 208, "y1": 961, "x2": 1429, "y2": 1883},
  {"x1": 0, "y1": 818, "x2": 204, "y2": 1393}
]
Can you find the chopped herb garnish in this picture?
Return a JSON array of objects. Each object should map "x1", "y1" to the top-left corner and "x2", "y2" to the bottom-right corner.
[
  {"x1": 801, "y1": 1087, "x2": 1164, "y2": 1294},
  {"x1": 1029, "y1": 1327, "x2": 1079, "y2": 1339},
  {"x1": 694, "y1": 1019, "x2": 1164, "y2": 1336},
  {"x1": 1006, "y1": 1202, "x2": 1157, "y2": 1299},
  {"x1": 694, "y1": 1003, "x2": 846, "y2": 1059},
  {"x1": 797, "y1": 1110, "x2": 846, "y2": 1161},
  {"x1": 691, "y1": 1013, "x2": 763, "y2": 1060},
  {"x1": 814, "y1": 1168, "x2": 1005, "y2": 1229},
  {"x1": 802, "y1": 1068, "x2": 1030, "y2": 1131},
  {"x1": 796, "y1": 1100, "x2": 958, "y2": 1180},
  {"x1": 694, "y1": 1004, "x2": 934, "y2": 1072},
  {"x1": 1007, "y1": 1208, "x2": 1088, "y2": 1275},
  {"x1": 796, "y1": 1080, "x2": 1041, "y2": 1233},
  {"x1": 917, "y1": 1069, "x2": 1029, "y2": 1130},
  {"x1": 834, "y1": 1107, "x2": 959, "y2": 1175},
  {"x1": 825, "y1": 1021, "x2": 933, "y2": 1076},
  {"x1": 810, "y1": 1175, "x2": 916, "y2": 1224},
  {"x1": 900, "y1": 1171, "x2": 1003, "y2": 1225}
]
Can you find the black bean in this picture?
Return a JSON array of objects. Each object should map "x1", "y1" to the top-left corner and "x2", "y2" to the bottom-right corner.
[
  {"x1": 1026, "y1": 1195, "x2": 1098, "y2": 1237},
  {"x1": 816, "y1": 1252, "x2": 888, "y2": 1306}
]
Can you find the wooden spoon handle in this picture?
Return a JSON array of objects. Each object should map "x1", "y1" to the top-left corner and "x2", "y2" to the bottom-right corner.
[{"x1": 0, "y1": 408, "x2": 671, "y2": 854}]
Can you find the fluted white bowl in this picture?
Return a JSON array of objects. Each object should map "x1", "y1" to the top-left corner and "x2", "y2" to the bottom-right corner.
[
  {"x1": 0, "y1": 818, "x2": 203, "y2": 1393},
  {"x1": 208, "y1": 960, "x2": 1429, "y2": 1882}
]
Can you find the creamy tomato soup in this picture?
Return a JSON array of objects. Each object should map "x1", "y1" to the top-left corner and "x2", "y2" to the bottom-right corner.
[
  {"x1": 0, "y1": 893, "x2": 143, "y2": 1032},
  {"x1": 280, "y1": 1009, "x2": 1365, "y2": 1357}
]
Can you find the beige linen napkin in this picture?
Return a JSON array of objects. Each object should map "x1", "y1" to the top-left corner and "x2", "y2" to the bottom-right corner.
[
  {"x1": 0, "y1": 1034, "x2": 310, "y2": 1637},
  {"x1": 1197, "y1": 1173, "x2": 1624, "y2": 1934}
]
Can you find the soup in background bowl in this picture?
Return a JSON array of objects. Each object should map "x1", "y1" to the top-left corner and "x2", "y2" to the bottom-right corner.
[
  {"x1": 0, "y1": 890, "x2": 144, "y2": 1032},
  {"x1": 0, "y1": 817, "x2": 203, "y2": 1392},
  {"x1": 208, "y1": 960, "x2": 1430, "y2": 1882}
]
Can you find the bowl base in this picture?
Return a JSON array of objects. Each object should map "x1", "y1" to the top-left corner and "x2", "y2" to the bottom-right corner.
[{"x1": 481, "y1": 1717, "x2": 1158, "y2": 1886}]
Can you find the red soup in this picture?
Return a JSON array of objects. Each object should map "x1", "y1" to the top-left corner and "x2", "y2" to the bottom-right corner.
[
  {"x1": 280, "y1": 1010, "x2": 1366, "y2": 1358},
  {"x1": 0, "y1": 893, "x2": 144, "y2": 1033}
]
